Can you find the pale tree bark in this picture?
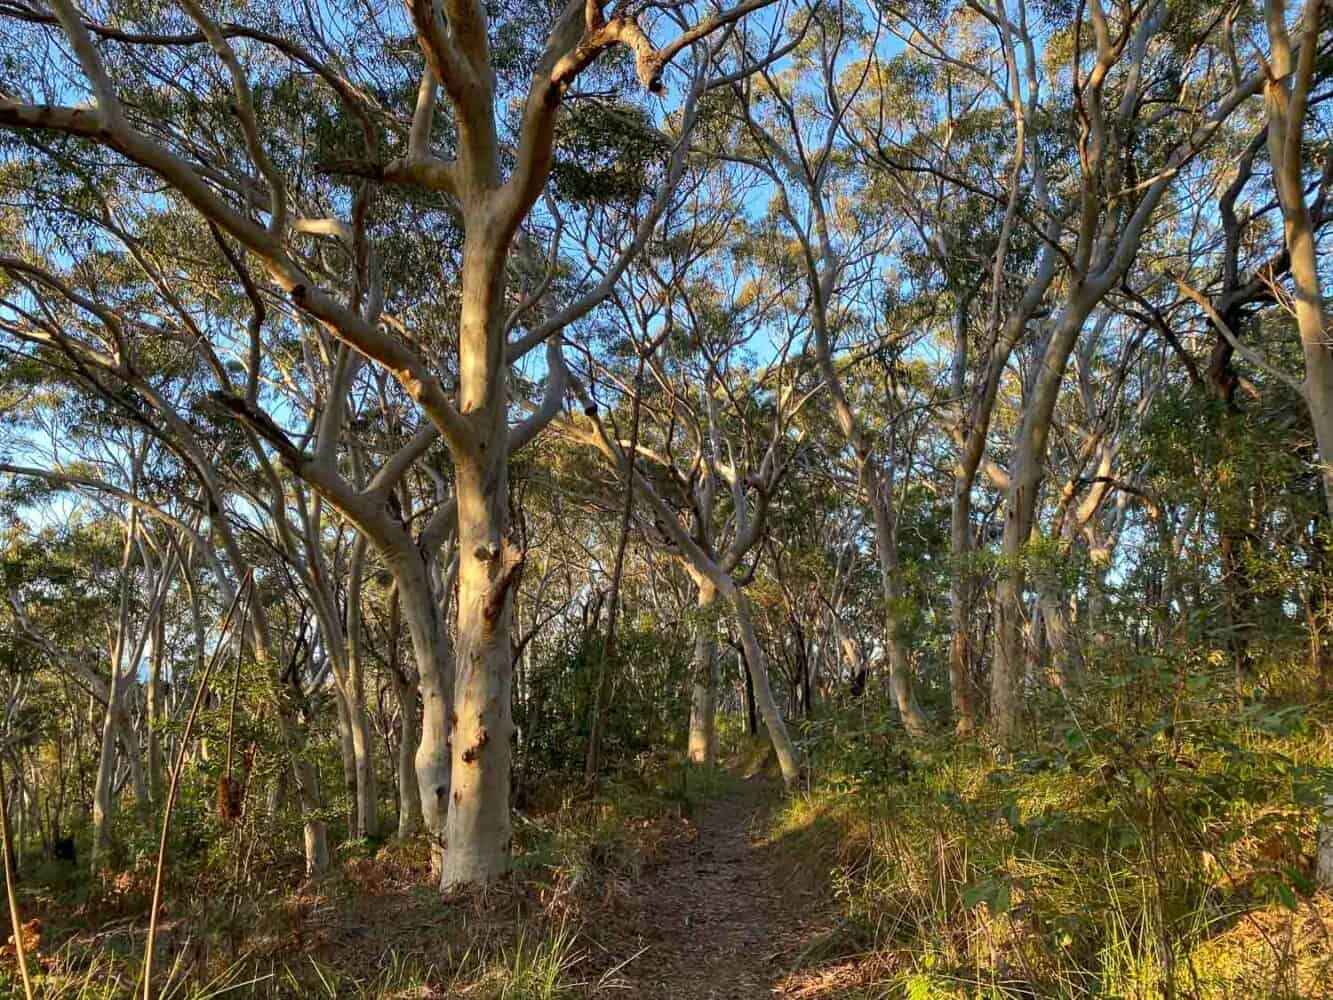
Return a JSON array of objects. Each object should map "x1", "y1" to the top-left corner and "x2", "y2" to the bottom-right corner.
[
  {"x1": 346, "y1": 533, "x2": 378, "y2": 839},
  {"x1": 993, "y1": 300, "x2": 1101, "y2": 738},
  {"x1": 92, "y1": 505, "x2": 139, "y2": 868},
  {"x1": 386, "y1": 586, "x2": 423, "y2": 839},
  {"x1": 91, "y1": 482, "x2": 182, "y2": 864},
  {"x1": 1, "y1": 0, "x2": 778, "y2": 887},
  {"x1": 333, "y1": 689, "x2": 358, "y2": 837},
  {"x1": 732, "y1": 592, "x2": 801, "y2": 781},
  {"x1": 1258, "y1": 0, "x2": 1333, "y2": 884},
  {"x1": 585, "y1": 353, "x2": 645, "y2": 780},
  {"x1": 1032, "y1": 325, "x2": 1156, "y2": 687},
  {"x1": 865, "y1": 462, "x2": 929, "y2": 734},
  {"x1": 0, "y1": 290, "x2": 336, "y2": 873},
  {"x1": 724, "y1": 18, "x2": 930, "y2": 733},
  {"x1": 866, "y1": 0, "x2": 1052, "y2": 732},
  {"x1": 687, "y1": 580, "x2": 720, "y2": 766},
  {"x1": 146, "y1": 609, "x2": 166, "y2": 801},
  {"x1": 570, "y1": 376, "x2": 803, "y2": 784},
  {"x1": 1263, "y1": 0, "x2": 1333, "y2": 521},
  {"x1": 989, "y1": 0, "x2": 1261, "y2": 738}
]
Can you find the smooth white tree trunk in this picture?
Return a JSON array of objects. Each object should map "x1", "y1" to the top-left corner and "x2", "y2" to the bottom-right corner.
[
  {"x1": 90, "y1": 682, "x2": 120, "y2": 867},
  {"x1": 393, "y1": 670, "x2": 423, "y2": 840},
  {"x1": 394, "y1": 554, "x2": 452, "y2": 874}
]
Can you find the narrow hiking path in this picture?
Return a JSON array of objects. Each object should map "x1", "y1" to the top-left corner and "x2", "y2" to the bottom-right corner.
[{"x1": 590, "y1": 777, "x2": 841, "y2": 999}]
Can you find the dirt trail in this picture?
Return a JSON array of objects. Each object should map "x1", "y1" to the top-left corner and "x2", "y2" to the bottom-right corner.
[{"x1": 595, "y1": 777, "x2": 837, "y2": 999}]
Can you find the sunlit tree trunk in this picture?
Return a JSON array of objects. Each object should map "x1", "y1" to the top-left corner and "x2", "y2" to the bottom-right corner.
[
  {"x1": 447, "y1": 472, "x2": 518, "y2": 886},
  {"x1": 1260, "y1": 0, "x2": 1333, "y2": 885},
  {"x1": 992, "y1": 306, "x2": 1091, "y2": 739},
  {"x1": 864, "y1": 463, "x2": 929, "y2": 735}
]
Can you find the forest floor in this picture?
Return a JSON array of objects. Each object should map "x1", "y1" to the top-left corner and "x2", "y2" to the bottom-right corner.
[
  {"x1": 586, "y1": 776, "x2": 860, "y2": 999},
  {"x1": 17, "y1": 770, "x2": 872, "y2": 997}
]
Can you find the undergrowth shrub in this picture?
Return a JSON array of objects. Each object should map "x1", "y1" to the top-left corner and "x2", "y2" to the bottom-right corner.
[
  {"x1": 778, "y1": 649, "x2": 1333, "y2": 998},
  {"x1": 515, "y1": 627, "x2": 691, "y2": 784}
]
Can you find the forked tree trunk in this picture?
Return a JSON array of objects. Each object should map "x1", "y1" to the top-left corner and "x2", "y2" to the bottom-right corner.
[
  {"x1": 687, "y1": 581, "x2": 719, "y2": 766},
  {"x1": 992, "y1": 305, "x2": 1093, "y2": 740}
]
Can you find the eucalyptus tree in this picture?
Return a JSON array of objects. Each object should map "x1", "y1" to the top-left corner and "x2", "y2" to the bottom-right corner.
[
  {"x1": 1251, "y1": 0, "x2": 1333, "y2": 529},
  {"x1": 853, "y1": 0, "x2": 1043, "y2": 733},
  {"x1": 0, "y1": 237, "x2": 348, "y2": 872},
  {"x1": 0, "y1": 0, "x2": 787, "y2": 885},
  {"x1": 1239, "y1": 0, "x2": 1333, "y2": 885},
  {"x1": 961, "y1": 0, "x2": 1268, "y2": 738},
  {"x1": 560, "y1": 196, "x2": 810, "y2": 780},
  {"x1": 1122, "y1": 0, "x2": 1333, "y2": 680},
  {"x1": 1022, "y1": 310, "x2": 1166, "y2": 685},
  {"x1": 700, "y1": 1, "x2": 942, "y2": 732}
]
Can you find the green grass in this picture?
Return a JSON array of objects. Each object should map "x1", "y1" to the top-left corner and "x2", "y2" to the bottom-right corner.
[{"x1": 771, "y1": 657, "x2": 1333, "y2": 998}]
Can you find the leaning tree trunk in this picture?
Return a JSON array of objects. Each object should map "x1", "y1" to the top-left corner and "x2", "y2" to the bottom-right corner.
[
  {"x1": 730, "y1": 591, "x2": 801, "y2": 785},
  {"x1": 867, "y1": 467, "x2": 929, "y2": 735},
  {"x1": 687, "y1": 581, "x2": 720, "y2": 766},
  {"x1": 992, "y1": 300, "x2": 1093, "y2": 740}
]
